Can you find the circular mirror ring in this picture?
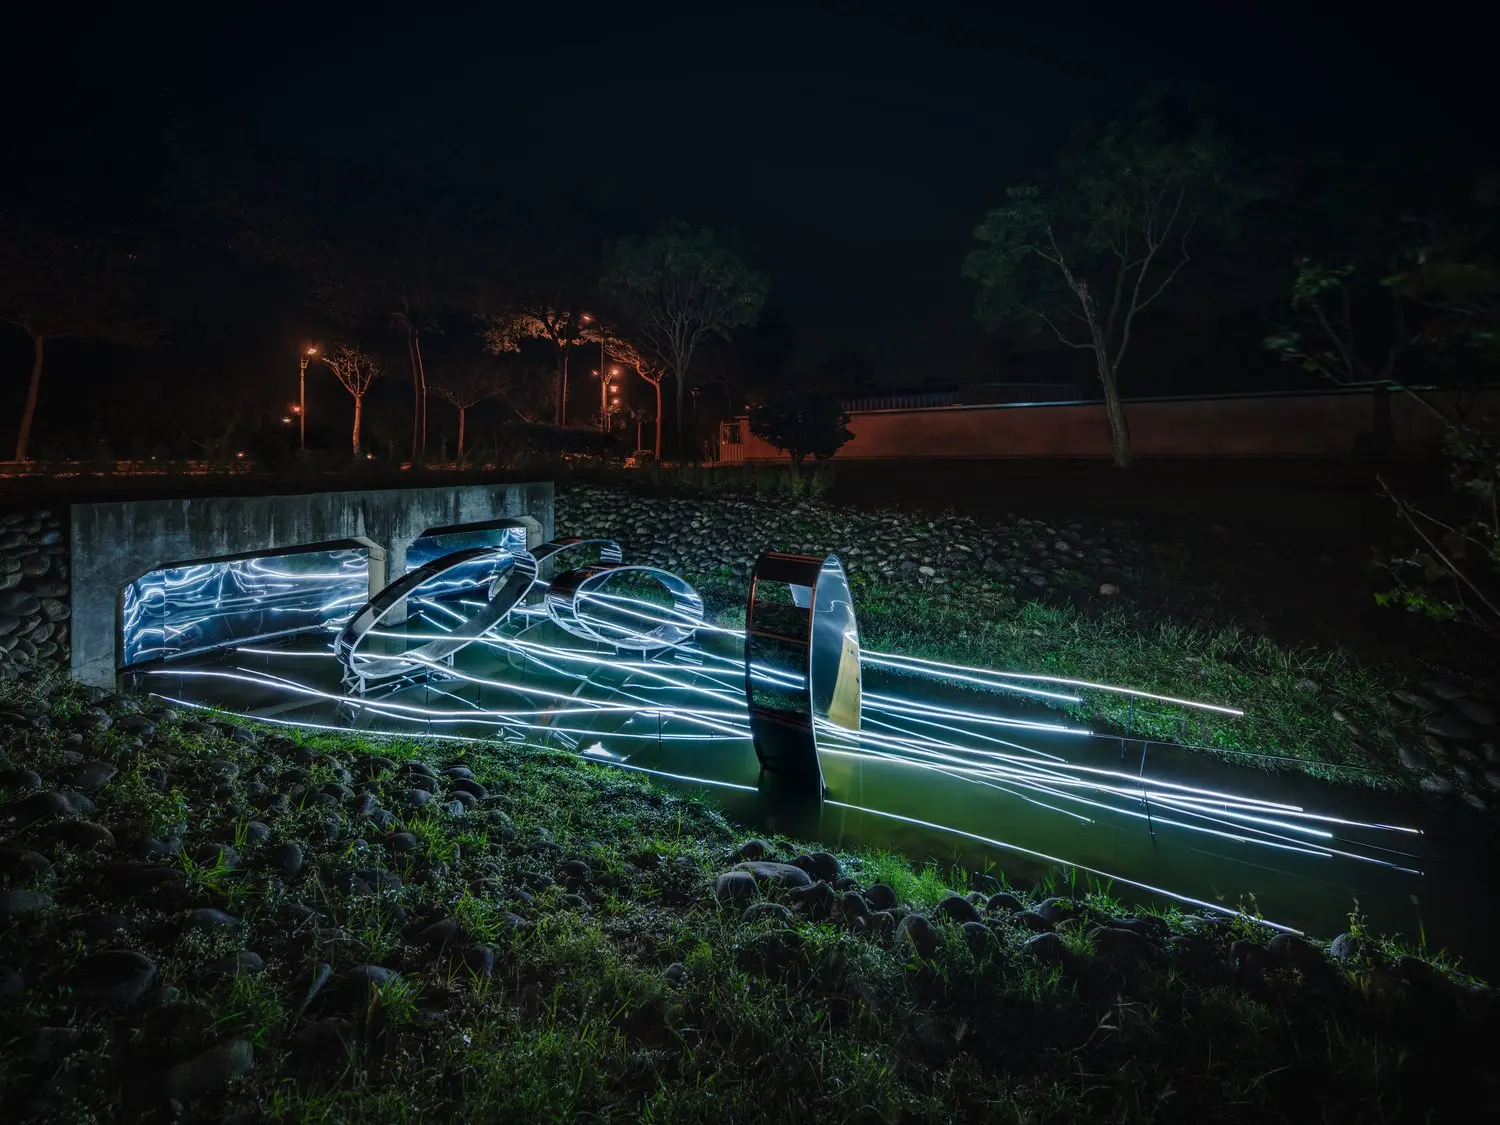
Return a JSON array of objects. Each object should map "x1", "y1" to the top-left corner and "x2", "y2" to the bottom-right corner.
[{"x1": 336, "y1": 546, "x2": 537, "y2": 688}]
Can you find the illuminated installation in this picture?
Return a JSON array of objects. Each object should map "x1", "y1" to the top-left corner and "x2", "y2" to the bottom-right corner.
[
  {"x1": 744, "y1": 551, "x2": 862, "y2": 793},
  {"x1": 125, "y1": 533, "x2": 1430, "y2": 930}
]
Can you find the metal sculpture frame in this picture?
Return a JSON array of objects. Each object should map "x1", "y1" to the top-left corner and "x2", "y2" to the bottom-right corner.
[
  {"x1": 743, "y1": 550, "x2": 863, "y2": 796},
  {"x1": 335, "y1": 545, "x2": 537, "y2": 692},
  {"x1": 545, "y1": 563, "x2": 705, "y2": 652}
]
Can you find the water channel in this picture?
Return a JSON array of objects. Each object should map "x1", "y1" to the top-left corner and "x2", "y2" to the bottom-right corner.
[{"x1": 120, "y1": 541, "x2": 1500, "y2": 979}]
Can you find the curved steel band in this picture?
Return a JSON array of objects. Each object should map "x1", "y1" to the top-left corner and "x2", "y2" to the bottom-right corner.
[
  {"x1": 545, "y1": 563, "x2": 705, "y2": 651},
  {"x1": 743, "y1": 551, "x2": 862, "y2": 795},
  {"x1": 336, "y1": 546, "x2": 537, "y2": 687}
]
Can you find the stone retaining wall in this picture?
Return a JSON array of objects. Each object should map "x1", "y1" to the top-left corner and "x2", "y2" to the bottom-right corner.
[{"x1": 0, "y1": 510, "x2": 71, "y2": 678}]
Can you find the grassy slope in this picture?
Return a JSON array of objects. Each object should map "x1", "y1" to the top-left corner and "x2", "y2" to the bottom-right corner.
[{"x1": 3, "y1": 671, "x2": 1496, "y2": 1124}]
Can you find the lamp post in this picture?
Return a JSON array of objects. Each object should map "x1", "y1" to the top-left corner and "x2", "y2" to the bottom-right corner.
[
  {"x1": 689, "y1": 386, "x2": 700, "y2": 461},
  {"x1": 298, "y1": 347, "x2": 318, "y2": 451},
  {"x1": 596, "y1": 365, "x2": 621, "y2": 432},
  {"x1": 569, "y1": 312, "x2": 598, "y2": 428}
]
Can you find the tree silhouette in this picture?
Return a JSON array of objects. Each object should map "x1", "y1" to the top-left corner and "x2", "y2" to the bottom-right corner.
[
  {"x1": 480, "y1": 199, "x2": 602, "y2": 425},
  {"x1": 594, "y1": 328, "x2": 669, "y2": 459},
  {"x1": 964, "y1": 99, "x2": 1247, "y2": 466},
  {"x1": 430, "y1": 365, "x2": 505, "y2": 459},
  {"x1": 228, "y1": 159, "x2": 469, "y2": 462},
  {"x1": 0, "y1": 216, "x2": 160, "y2": 460},
  {"x1": 748, "y1": 390, "x2": 854, "y2": 464},
  {"x1": 315, "y1": 344, "x2": 382, "y2": 457},
  {"x1": 604, "y1": 222, "x2": 766, "y2": 456}
]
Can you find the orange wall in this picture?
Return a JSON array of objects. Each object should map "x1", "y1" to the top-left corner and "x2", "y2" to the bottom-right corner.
[{"x1": 736, "y1": 389, "x2": 1497, "y2": 460}]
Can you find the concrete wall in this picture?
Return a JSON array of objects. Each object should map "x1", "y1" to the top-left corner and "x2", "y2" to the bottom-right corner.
[
  {"x1": 69, "y1": 481, "x2": 553, "y2": 686},
  {"x1": 732, "y1": 388, "x2": 1499, "y2": 460}
]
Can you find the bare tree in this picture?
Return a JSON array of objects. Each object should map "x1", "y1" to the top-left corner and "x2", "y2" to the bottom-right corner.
[
  {"x1": 315, "y1": 344, "x2": 382, "y2": 456},
  {"x1": 963, "y1": 103, "x2": 1246, "y2": 466},
  {"x1": 595, "y1": 328, "x2": 668, "y2": 459},
  {"x1": 430, "y1": 366, "x2": 504, "y2": 459},
  {"x1": 604, "y1": 222, "x2": 767, "y2": 456},
  {"x1": 0, "y1": 216, "x2": 160, "y2": 460},
  {"x1": 479, "y1": 199, "x2": 602, "y2": 426},
  {"x1": 227, "y1": 164, "x2": 463, "y2": 463}
]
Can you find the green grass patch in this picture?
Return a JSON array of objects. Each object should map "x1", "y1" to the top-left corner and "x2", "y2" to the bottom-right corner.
[{"x1": 1, "y1": 667, "x2": 1494, "y2": 1123}]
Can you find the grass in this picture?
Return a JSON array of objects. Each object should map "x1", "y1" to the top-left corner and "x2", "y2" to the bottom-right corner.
[
  {"x1": 3, "y1": 670, "x2": 1497, "y2": 1123},
  {"x1": 688, "y1": 566, "x2": 1432, "y2": 787}
]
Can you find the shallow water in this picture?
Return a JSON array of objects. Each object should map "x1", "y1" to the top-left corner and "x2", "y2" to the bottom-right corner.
[{"x1": 130, "y1": 607, "x2": 1500, "y2": 980}]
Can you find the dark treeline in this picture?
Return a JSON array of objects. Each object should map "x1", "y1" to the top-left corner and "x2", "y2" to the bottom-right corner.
[{"x1": 1, "y1": 55, "x2": 1496, "y2": 465}]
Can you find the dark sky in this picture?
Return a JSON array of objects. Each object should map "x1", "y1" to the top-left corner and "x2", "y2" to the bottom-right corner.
[{"x1": 5, "y1": 1, "x2": 1496, "y2": 396}]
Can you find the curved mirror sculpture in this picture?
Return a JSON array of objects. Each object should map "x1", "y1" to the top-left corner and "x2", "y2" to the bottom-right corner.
[
  {"x1": 335, "y1": 545, "x2": 537, "y2": 690},
  {"x1": 545, "y1": 563, "x2": 705, "y2": 651},
  {"x1": 743, "y1": 551, "x2": 862, "y2": 794}
]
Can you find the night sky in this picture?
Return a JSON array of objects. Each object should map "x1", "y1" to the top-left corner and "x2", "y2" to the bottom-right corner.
[{"x1": 3, "y1": 1, "x2": 1494, "y2": 425}]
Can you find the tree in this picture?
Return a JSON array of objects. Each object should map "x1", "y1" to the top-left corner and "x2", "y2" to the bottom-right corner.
[
  {"x1": 227, "y1": 159, "x2": 469, "y2": 463},
  {"x1": 963, "y1": 102, "x2": 1243, "y2": 466},
  {"x1": 0, "y1": 216, "x2": 159, "y2": 460},
  {"x1": 604, "y1": 222, "x2": 767, "y2": 456},
  {"x1": 480, "y1": 199, "x2": 603, "y2": 426},
  {"x1": 483, "y1": 302, "x2": 593, "y2": 426},
  {"x1": 315, "y1": 344, "x2": 382, "y2": 457},
  {"x1": 430, "y1": 364, "x2": 505, "y2": 459},
  {"x1": 748, "y1": 389, "x2": 854, "y2": 464},
  {"x1": 594, "y1": 327, "x2": 668, "y2": 459},
  {"x1": 1263, "y1": 261, "x2": 1408, "y2": 386},
  {"x1": 1267, "y1": 213, "x2": 1500, "y2": 637}
]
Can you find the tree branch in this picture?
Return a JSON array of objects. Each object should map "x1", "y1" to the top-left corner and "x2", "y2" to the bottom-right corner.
[{"x1": 1023, "y1": 305, "x2": 1093, "y2": 350}]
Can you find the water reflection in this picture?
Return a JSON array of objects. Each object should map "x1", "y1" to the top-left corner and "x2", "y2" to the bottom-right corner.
[{"x1": 132, "y1": 597, "x2": 1499, "y2": 978}]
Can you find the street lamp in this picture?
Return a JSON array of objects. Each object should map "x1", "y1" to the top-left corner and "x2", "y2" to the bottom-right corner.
[
  {"x1": 597, "y1": 365, "x2": 621, "y2": 432},
  {"x1": 689, "y1": 386, "x2": 700, "y2": 461},
  {"x1": 298, "y1": 347, "x2": 318, "y2": 451},
  {"x1": 566, "y1": 313, "x2": 597, "y2": 428}
]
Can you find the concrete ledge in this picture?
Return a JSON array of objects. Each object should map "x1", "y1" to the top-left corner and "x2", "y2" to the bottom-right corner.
[{"x1": 69, "y1": 482, "x2": 554, "y2": 686}]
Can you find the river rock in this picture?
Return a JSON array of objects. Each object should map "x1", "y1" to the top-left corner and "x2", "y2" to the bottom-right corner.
[
  {"x1": 1425, "y1": 713, "x2": 1476, "y2": 741},
  {"x1": 185, "y1": 908, "x2": 242, "y2": 931},
  {"x1": 1398, "y1": 742, "x2": 1434, "y2": 772},
  {"x1": 1453, "y1": 697, "x2": 1497, "y2": 727},
  {"x1": 793, "y1": 850, "x2": 840, "y2": 882},
  {"x1": 896, "y1": 913, "x2": 940, "y2": 959},
  {"x1": 1419, "y1": 774, "x2": 1455, "y2": 796},
  {"x1": 713, "y1": 870, "x2": 757, "y2": 904},
  {"x1": 7, "y1": 789, "x2": 94, "y2": 824},
  {"x1": 1024, "y1": 931, "x2": 1068, "y2": 964},
  {"x1": 41, "y1": 820, "x2": 115, "y2": 851},
  {"x1": 1094, "y1": 925, "x2": 1155, "y2": 966},
  {"x1": 731, "y1": 839, "x2": 773, "y2": 861},
  {"x1": 1328, "y1": 932, "x2": 1361, "y2": 962},
  {"x1": 67, "y1": 949, "x2": 157, "y2": 1006},
  {"x1": 414, "y1": 917, "x2": 462, "y2": 949},
  {"x1": 1013, "y1": 910, "x2": 1054, "y2": 933},
  {"x1": 731, "y1": 861, "x2": 812, "y2": 889},
  {"x1": 459, "y1": 945, "x2": 497, "y2": 976},
  {"x1": 162, "y1": 1039, "x2": 254, "y2": 1103},
  {"x1": 1035, "y1": 897, "x2": 1080, "y2": 924},
  {"x1": 198, "y1": 952, "x2": 266, "y2": 983},
  {"x1": 935, "y1": 894, "x2": 983, "y2": 925},
  {"x1": 0, "y1": 889, "x2": 52, "y2": 920},
  {"x1": 960, "y1": 920, "x2": 993, "y2": 954}
]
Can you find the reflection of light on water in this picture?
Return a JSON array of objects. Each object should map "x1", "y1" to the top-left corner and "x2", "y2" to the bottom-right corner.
[{"x1": 136, "y1": 550, "x2": 1427, "y2": 936}]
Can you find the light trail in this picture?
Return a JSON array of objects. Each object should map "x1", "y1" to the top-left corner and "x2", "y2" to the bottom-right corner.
[{"x1": 135, "y1": 545, "x2": 1431, "y2": 935}]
